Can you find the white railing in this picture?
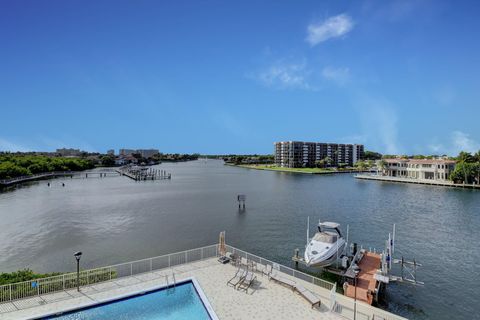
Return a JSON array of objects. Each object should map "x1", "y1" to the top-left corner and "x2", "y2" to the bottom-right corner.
[
  {"x1": 226, "y1": 245, "x2": 406, "y2": 320},
  {"x1": 329, "y1": 282, "x2": 337, "y2": 311},
  {"x1": 0, "y1": 243, "x2": 407, "y2": 320},
  {"x1": 225, "y1": 245, "x2": 335, "y2": 291},
  {"x1": 0, "y1": 244, "x2": 219, "y2": 303}
]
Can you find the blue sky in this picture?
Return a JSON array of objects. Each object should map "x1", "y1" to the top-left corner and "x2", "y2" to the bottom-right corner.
[{"x1": 1, "y1": 0, "x2": 479, "y2": 155}]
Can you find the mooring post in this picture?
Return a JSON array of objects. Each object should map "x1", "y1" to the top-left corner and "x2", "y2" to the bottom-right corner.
[
  {"x1": 294, "y1": 248, "x2": 299, "y2": 268},
  {"x1": 237, "y1": 194, "x2": 246, "y2": 209}
]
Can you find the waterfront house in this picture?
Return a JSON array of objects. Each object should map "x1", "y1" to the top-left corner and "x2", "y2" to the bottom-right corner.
[{"x1": 382, "y1": 159, "x2": 456, "y2": 182}]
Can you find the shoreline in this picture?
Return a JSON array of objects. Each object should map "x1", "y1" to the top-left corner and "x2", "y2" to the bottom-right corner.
[
  {"x1": 355, "y1": 174, "x2": 480, "y2": 189},
  {"x1": 225, "y1": 163, "x2": 373, "y2": 175}
]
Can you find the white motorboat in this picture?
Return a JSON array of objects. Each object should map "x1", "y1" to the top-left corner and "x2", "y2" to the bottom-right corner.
[{"x1": 304, "y1": 221, "x2": 346, "y2": 267}]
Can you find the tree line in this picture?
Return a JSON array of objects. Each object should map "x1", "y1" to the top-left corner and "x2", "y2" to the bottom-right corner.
[
  {"x1": 449, "y1": 151, "x2": 480, "y2": 184},
  {"x1": 0, "y1": 154, "x2": 95, "y2": 180}
]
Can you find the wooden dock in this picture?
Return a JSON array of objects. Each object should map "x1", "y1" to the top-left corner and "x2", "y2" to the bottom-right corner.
[
  {"x1": 344, "y1": 251, "x2": 382, "y2": 305},
  {"x1": 115, "y1": 167, "x2": 171, "y2": 181},
  {"x1": 0, "y1": 170, "x2": 120, "y2": 187}
]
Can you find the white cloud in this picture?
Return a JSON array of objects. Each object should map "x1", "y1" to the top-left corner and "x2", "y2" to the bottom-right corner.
[
  {"x1": 306, "y1": 14, "x2": 354, "y2": 46},
  {"x1": 427, "y1": 143, "x2": 443, "y2": 153},
  {"x1": 354, "y1": 96, "x2": 401, "y2": 154},
  {"x1": 0, "y1": 138, "x2": 30, "y2": 152},
  {"x1": 256, "y1": 60, "x2": 312, "y2": 90},
  {"x1": 322, "y1": 66, "x2": 350, "y2": 85},
  {"x1": 426, "y1": 131, "x2": 479, "y2": 156},
  {"x1": 451, "y1": 131, "x2": 480, "y2": 154}
]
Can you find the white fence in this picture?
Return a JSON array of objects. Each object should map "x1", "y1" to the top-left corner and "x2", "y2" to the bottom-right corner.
[
  {"x1": 0, "y1": 243, "x2": 407, "y2": 320},
  {"x1": 0, "y1": 244, "x2": 218, "y2": 304},
  {"x1": 226, "y1": 245, "x2": 406, "y2": 320},
  {"x1": 225, "y1": 245, "x2": 335, "y2": 291}
]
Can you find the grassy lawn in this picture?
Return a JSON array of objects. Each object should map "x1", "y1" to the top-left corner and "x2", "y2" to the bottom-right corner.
[{"x1": 235, "y1": 164, "x2": 335, "y2": 174}]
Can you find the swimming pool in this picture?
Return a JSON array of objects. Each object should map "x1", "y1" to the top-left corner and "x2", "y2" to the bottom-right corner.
[{"x1": 42, "y1": 279, "x2": 217, "y2": 320}]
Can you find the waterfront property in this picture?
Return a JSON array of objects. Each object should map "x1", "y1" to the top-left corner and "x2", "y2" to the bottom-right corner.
[
  {"x1": 2, "y1": 160, "x2": 479, "y2": 319},
  {"x1": 382, "y1": 158, "x2": 456, "y2": 182},
  {"x1": 352, "y1": 158, "x2": 480, "y2": 189},
  {"x1": 0, "y1": 244, "x2": 406, "y2": 320},
  {"x1": 274, "y1": 141, "x2": 364, "y2": 168}
]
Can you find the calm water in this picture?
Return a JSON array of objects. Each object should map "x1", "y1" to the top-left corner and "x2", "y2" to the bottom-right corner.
[
  {"x1": 1, "y1": 160, "x2": 479, "y2": 319},
  {"x1": 48, "y1": 281, "x2": 211, "y2": 319}
]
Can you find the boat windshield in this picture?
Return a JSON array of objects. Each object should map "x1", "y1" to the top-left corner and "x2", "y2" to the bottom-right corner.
[
  {"x1": 312, "y1": 232, "x2": 338, "y2": 243},
  {"x1": 318, "y1": 224, "x2": 342, "y2": 238}
]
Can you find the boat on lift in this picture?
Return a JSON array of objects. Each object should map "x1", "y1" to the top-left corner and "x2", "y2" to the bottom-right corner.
[{"x1": 304, "y1": 221, "x2": 346, "y2": 267}]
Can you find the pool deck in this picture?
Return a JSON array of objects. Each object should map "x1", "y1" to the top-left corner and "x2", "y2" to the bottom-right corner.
[{"x1": 0, "y1": 258, "x2": 341, "y2": 320}]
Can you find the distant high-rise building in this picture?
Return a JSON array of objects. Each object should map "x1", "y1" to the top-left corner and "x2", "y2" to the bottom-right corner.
[
  {"x1": 107, "y1": 149, "x2": 115, "y2": 155},
  {"x1": 119, "y1": 149, "x2": 136, "y2": 156},
  {"x1": 137, "y1": 149, "x2": 160, "y2": 158},
  {"x1": 119, "y1": 148, "x2": 159, "y2": 158},
  {"x1": 274, "y1": 141, "x2": 364, "y2": 168},
  {"x1": 56, "y1": 148, "x2": 82, "y2": 157}
]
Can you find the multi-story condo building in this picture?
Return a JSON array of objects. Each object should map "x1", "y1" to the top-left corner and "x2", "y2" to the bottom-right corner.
[
  {"x1": 119, "y1": 149, "x2": 136, "y2": 156},
  {"x1": 56, "y1": 148, "x2": 82, "y2": 157},
  {"x1": 274, "y1": 141, "x2": 364, "y2": 168},
  {"x1": 382, "y1": 159, "x2": 456, "y2": 181},
  {"x1": 119, "y1": 149, "x2": 159, "y2": 158},
  {"x1": 137, "y1": 149, "x2": 160, "y2": 158}
]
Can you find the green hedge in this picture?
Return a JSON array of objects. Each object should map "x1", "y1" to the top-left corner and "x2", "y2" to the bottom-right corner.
[{"x1": 0, "y1": 155, "x2": 95, "y2": 180}]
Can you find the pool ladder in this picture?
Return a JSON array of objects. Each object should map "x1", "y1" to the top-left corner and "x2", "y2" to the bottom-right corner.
[{"x1": 165, "y1": 271, "x2": 176, "y2": 293}]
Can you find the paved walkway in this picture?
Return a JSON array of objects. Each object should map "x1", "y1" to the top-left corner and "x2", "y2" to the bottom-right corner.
[{"x1": 0, "y1": 258, "x2": 342, "y2": 320}]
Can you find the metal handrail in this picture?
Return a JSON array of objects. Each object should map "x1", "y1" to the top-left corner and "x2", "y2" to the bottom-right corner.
[
  {"x1": 225, "y1": 244, "x2": 335, "y2": 290},
  {"x1": 0, "y1": 243, "x2": 406, "y2": 320},
  {"x1": 0, "y1": 244, "x2": 219, "y2": 303}
]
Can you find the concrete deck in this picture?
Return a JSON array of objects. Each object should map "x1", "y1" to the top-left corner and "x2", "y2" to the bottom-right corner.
[{"x1": 0, "y1": 258, "x2": 341, "y2": 320}]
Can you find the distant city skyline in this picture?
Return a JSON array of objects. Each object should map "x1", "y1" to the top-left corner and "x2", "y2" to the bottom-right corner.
[{"x1": 1, "y1": 1, "x2": 480, "y2": 155}]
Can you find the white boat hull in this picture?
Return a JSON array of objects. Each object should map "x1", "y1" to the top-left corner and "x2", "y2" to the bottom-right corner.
[{"x1": 305, "y1": 240, "x2": 346, "y2": 268}]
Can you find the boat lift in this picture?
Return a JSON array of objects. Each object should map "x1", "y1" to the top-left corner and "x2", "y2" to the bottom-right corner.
[
  {"x1": 293, "y1": 220, "x2": 423, "y2": 304},
  {"x1": 377, "y1": 224, "x2": 424, "y2": 286}
]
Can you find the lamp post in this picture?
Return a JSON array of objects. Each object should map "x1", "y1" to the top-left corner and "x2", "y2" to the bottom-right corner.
[{"x1": 74, "y1": 251, "x2": 82, "y2": 292}]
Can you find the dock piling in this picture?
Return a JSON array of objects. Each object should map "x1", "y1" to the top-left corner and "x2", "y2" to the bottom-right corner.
[{"x1": 237, "y1": 194, "x2": 246, "y2": 209}]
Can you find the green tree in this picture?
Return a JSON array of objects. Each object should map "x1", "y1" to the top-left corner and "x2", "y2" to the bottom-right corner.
[
  {"x1": 457, "y1": 151, "x2": 474, "y2": 163},
  {"x1": 377, "y1": 160, "x2": 387, "y2": 175},
  {"x1": 100, "y1": 155, "x2": 115, "y2": 166},
  {"x1": 324, "y1": 157, "x2": 332, "y2": 167},
  {"x1": 0, "y1": 154, "x2": 94, "y2": 179},
  {"x1": 355, "y1": 161, "x2": 368, "y2": 170},
  {"x1": 474, "y1": 151, "x2": 480, "y2": 163},
  {"x1": 0, "y1": 162, "x2": 30, "y2": 179},
  {"x1": 450, "y1": 162, "x2": 478, "y2": 184},
  {"x1": 315, "y1": 159, "x2": 326, "y2": 168},
  {"x1": 363, "y1": 151, "x2": 382, "y2": 160}
]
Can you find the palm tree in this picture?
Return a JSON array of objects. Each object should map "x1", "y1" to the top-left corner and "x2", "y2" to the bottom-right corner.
[
  {"x1": 378, "y1": 160, "x2": 387, "y2": 176},
  {"x1": 324, "y1": 157, "x2": 332, "y2": 167},
  {"x1": 315, "y1": 159, "x2": 325, "y2": 168},
  {"x1": 458, "y1": 151, "x2": 474, "y2": 163},
  {"x1": 474, "y1": 150, "x2": 480, "y2": 163}
]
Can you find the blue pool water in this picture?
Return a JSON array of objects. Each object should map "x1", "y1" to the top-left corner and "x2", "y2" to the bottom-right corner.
[{"x1": 46, "y1": 281, "x2": 212, "y2": 320}]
